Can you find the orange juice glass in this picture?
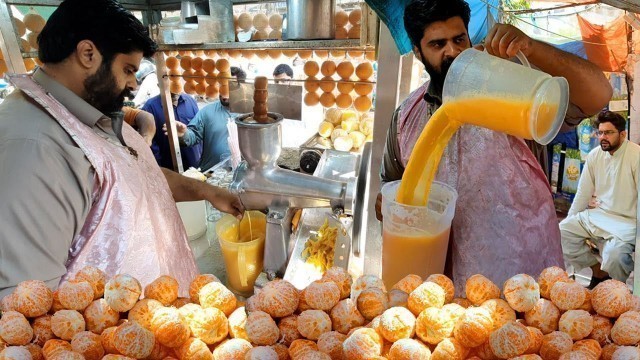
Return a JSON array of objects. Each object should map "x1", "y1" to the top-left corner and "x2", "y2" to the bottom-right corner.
[
  {"x1": 381, "y1": 180, "x2": 458, "y2": 289},
  {"x1": 215, "y1": 211, "x2": 267, "y2": 296}
]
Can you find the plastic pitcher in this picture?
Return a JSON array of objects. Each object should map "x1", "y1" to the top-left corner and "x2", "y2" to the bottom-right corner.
[
  {"x1": 215, "y1": 211, "x2": 267, "y2": 296},
  {"x1": 381, "y1": 180, "x2": 458, "y2": 289},
  {"x1": 443, "y1": 48, "x2": 569, "y2": 145}
]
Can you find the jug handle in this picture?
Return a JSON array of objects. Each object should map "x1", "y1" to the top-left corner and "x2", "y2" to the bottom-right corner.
[
  {"x1": 484, "y1": 48, "x2": 531, "y2": 68},
  {"x1": 238, "y1": 245, "x2": 248, "y2": 287}
]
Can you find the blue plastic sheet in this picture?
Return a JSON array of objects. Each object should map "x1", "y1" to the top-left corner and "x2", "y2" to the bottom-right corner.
[{"x1": 364, "y1": 0, "x2": 499, "y2": 55}]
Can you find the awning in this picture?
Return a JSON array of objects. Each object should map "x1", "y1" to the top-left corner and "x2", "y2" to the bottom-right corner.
[{"x1": 534, "y1": 0, "x2": 640, "y2": 13}]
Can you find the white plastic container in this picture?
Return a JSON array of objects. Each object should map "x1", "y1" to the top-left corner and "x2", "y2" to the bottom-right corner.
[
  {"x1": 177, "y1": 200, "x2": 207, "y2": 242},
  {"x1": 443, "y1": 48, "x2": 569, "y2": 145}
]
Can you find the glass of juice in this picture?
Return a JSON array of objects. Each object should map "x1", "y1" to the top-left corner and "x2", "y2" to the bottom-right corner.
[
  {"x1": 215, "y1": 211, "x2": 267, "y2": 297},
  {"x1": 381, "y1": 180, "x2": 458, "y2": 289}
]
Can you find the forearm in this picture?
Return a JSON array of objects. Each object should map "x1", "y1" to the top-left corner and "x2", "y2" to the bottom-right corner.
[
  {"x1": 567, "y1": 165, "x2": 595, "y2": 216},
  {"x1": 161, "y1": 167, "x2": 245, "y2": 217},
  {"x1": 135, "y1": 117, "x2": 156, "y2": 145},
  {"x1": 162, "y1": 167, "x2": 216, "y2": 202},
  {"x1": 568, "y1": 190, "x2": 591, "y2": 217},
  {"x1": 528, "y1": 40, "x2": 612, "y2": 116},
  {"x1": 180, "y1": 128, "x2": 196, "y2": 146}
]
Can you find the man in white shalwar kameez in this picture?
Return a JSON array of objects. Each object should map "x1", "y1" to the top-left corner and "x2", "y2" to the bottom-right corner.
[{"x1": 560, "y1": 111, "x2": 640, "y2": 287}]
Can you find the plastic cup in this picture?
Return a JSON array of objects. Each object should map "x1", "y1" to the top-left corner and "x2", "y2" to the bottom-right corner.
[
  {"x1": 215, "y1": 211, "x2": 266, "y2": 296},
  {"x1": 443, "y1": 48, "x2": 569, "y2": 145},
  {"x1": 381, "y1": 180, "x2": 458, "y2": 289}
]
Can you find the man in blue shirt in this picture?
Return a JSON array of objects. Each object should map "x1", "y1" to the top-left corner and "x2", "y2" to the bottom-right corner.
[
  {"x1": 174, "y1": 67, "x2": 246, "y2": 171},
  {"x1": 143, "y1": 92, "x2": 203, "y2": 169}
]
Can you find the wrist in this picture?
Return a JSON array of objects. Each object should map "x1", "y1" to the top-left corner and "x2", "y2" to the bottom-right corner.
[
  {"x1": 524, "y1": 39, "x2": 543, "y2": 63},
  {"x1": 199, "y1": 182, "x2": 220, "y2": 201}
]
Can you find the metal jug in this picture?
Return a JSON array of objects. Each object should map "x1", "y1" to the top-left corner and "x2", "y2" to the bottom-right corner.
[{"x1": 283, "y1": 0, "x2": 336, "y2": 40}]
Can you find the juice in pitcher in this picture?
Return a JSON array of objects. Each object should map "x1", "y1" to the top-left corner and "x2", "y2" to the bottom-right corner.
[
  {"x1": 216, "y1": 211, "x2": 266, "y2": 296},
  {"x1": 397, "y1": 49, "x2": 568, "y2": 206}
]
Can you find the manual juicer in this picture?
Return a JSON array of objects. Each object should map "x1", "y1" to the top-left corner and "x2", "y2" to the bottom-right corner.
[{"x1": 228, "y1": 77, "x2": 357, "y2": 284}]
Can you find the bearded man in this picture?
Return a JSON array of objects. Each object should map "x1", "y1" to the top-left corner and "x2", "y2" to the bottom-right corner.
[
  {"x1": 376, "y1": 0, "x2": 612, "y2": 293},
  {"x1": 561, "y1": 111, "x2": 640, "y2": 288},
  {"x1": 0, "y1": 0, "x2": 244, "y2": 296}
]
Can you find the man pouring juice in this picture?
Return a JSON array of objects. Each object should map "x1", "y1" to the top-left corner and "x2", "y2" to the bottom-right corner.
[{"x1": 376, "y1": 0, "x2": 612, "y2": 294}]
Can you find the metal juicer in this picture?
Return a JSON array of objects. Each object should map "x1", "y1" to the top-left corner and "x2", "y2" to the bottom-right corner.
[{"x1": 229, "y1": 113, "x2": 357, "y2": 284}]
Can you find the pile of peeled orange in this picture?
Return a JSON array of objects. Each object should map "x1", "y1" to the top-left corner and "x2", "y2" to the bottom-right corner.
[{"x1": 1, "y1": 266, "x2": 639, "y2": 360}]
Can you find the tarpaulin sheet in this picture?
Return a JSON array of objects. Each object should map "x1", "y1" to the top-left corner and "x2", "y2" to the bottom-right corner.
[
  {"x1": 578, "y1": 14, "x2": 629, "y2": 72},
  {"x1": 365, "y1": 0, "x2": 499, "y2": 55}
]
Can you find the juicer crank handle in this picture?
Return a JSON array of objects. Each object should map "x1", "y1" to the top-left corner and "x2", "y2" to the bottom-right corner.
[
  {"x1": 351, "y1": 142, "x2": 372, "y2": 257},
  {"x1": 484, "y1": 48, "x2": 530, "y2": 68}
]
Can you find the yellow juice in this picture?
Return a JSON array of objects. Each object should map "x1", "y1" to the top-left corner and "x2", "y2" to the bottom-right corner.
[
  {"x1": 382, "y1": 228, "x2": 451, "y2": 290},
  {"x1": 397, "y1": 97, "x2": 558, "y2": 206},
  {"x1": 216, "y1": 211, "x2": 266, "y2": 296}
]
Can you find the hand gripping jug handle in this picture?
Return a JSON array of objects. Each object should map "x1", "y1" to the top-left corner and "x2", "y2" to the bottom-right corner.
[{"x1": 484, "y1": 48, "x2": 531, "y2": 68}]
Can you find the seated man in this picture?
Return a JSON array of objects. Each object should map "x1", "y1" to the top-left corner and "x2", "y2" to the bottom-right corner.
[
  {"x1": 173, "y1": 67, "x2": 246, "y2": 171},
  {"x1": 560, "y1": 111, "x2": 640, "y2": 287}
]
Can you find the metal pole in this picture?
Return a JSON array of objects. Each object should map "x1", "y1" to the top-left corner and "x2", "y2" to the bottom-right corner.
[
  {"x1": 361, "y1": 23, "x2": 403, "y2": 277},
  {"x1": 154, "y1": 51, "x2": 184, "y2": 173},
  {"x1": 0, "y1": 0, "x2": 27, "y2": 74}
]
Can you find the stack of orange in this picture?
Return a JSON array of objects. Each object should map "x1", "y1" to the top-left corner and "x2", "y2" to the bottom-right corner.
[
  {"x1": 305, "y1": 58, "x2": 376, "y2": 114},
  {"x1": 2, "y1": 265, "x2": 640, "y2": 360},
  {"x1": 334, "y1": 7, "x2": 361, "y2": 40}
]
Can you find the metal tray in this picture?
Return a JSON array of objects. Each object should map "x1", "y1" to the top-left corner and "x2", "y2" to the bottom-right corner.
[
  {"x1": 284, "y1": 211, "x2": 353, "y2": 290},
  {"x1": 283, "y1": 150, "x2": 360, "y2": 290}
]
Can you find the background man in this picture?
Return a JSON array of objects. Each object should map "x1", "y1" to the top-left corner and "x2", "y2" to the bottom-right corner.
[
  {"x1": 561, "y1": 111, "x2": 639, "y2": 288},
  {"x1": 143, "y1": 91, "x2": 203, "y2": 169},
  {"x1": 171, "y1": 67, "x2": 247, "y2": 171},
  {"x1": 273, "y1": 63, "x2": 293, "y2": 83}
]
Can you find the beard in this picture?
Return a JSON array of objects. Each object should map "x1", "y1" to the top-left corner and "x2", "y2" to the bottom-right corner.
[
  {"x1": 83, "y1": 61, "x2": 132, "y2": 114},
  {"x1": 219, "y1": 95, "x2": 230, "y2": 107},
  {"x1": 421, "y1": 52, "x2": 455, "y2": 97},
  {"x1": 600, "y1": 139, "x2": 620, "y2": 152}
]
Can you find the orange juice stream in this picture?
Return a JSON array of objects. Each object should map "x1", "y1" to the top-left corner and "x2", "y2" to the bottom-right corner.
[
  {"x1": 397, "y1": 97, "x2": 557, "y2": 205},
  {"x1": 383, "y1": 97, "x2": 557, "y2": 287}
]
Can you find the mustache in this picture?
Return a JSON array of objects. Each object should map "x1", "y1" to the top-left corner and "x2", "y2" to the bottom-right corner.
[
  {"x1": 121, "y1": 89, "x2": 134, "y2": 101},
  {"x1": 441, "y1": 57, "x2": 455, "y2": 74}
]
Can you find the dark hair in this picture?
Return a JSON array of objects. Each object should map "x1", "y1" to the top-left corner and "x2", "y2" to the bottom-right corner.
[
  {"x1": 595, "y1": 111, "x2": 626, "y2": 132},
  {"x1": 38, "y1": 0, "x2": 157, "y2": 65},
  {"x1": 404, "y1": 0, "x2": 471, "y2": 49},
  {"x1": 273, "y1": 64, "x2": 293, "y2": 78},
  {"x1": 230, "y1": 66, "x2": 247, "y2": 83}
]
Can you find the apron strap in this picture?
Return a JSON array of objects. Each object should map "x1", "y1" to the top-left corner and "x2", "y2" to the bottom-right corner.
[{"x1": 634, "y1": 158, "x2": 640, "y2": 295}]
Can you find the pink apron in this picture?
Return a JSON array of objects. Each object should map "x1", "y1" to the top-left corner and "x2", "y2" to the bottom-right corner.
[
  {"x1": 9, "y1": 74, "x2": 199, "y2": 296},
  {"x1": 398, "y1": 83, "x2": 564, "y2": 295}
]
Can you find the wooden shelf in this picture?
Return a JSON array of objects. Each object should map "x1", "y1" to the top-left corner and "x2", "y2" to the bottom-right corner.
[
  {"x1": 6, "y1": 0, "x2": 149, "y2": 10},
  {"x1": 157, "y1": 39, "x2": 372, "y2": 51}
]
